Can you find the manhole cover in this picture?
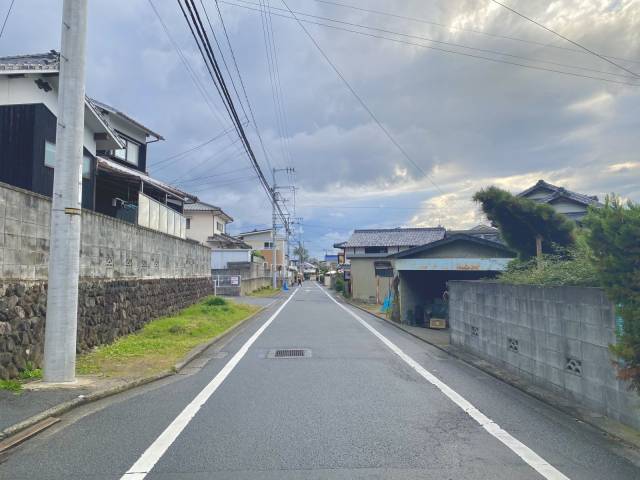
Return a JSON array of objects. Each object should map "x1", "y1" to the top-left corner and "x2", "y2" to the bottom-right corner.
[{"x1": 267, "y1": 348, "x2": 311, "y2": 358}]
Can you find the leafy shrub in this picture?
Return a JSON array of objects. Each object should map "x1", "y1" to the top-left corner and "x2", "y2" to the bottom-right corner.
[
  {"x1": 498, "y1": 237, "x2": 598, "y2": 287},
  {"x1": 204, "y1": 296, "x2": 227, "y2": 307},
  {"x1": 583, "y1": 196, "x2": 640, "y2": 392},
  {"x1": 335, "y1": 276, "x2": 345, "y2": 293}
]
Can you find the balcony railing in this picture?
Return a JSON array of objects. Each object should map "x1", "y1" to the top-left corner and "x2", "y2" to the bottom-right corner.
[{"x1": 137, "y1": 192, "x2": 186, "y2": 239}]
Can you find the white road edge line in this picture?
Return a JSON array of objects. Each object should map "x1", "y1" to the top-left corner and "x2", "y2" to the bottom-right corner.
[
  {"x1": 316, "y1": 283, "x2": 570, "y2": 480},
  {"x1": 120, "y1": 289, "x2": 298, "y2": 480}
]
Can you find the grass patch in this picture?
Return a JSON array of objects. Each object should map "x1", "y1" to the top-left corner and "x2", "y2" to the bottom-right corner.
[
  {"x1": 248, "y1": 286, "x2": 280, "y2": 297},
  {"x1": 76, "y1": 296, "x2": 259, "y2": 379},
  {"x1": 0, "y1": 379, "x2": 23, "y2": 393},
  {"x1": 0, "y1": 363, "x2": 43, "y2": 394}
]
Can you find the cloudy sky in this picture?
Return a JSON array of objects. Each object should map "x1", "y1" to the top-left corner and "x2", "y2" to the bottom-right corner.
[{"x1": 2, "y1": 0, "x2": 639, "y2": 257}]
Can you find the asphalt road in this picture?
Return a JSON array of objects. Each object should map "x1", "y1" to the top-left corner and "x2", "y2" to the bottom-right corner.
[{"x1": 1, "y1": 284, "x2": 639, "y2": 479}]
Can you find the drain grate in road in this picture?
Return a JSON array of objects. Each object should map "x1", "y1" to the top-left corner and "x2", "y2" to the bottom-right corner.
[
  {"x1": 275, "y1": 349, "x2": 305, "y2": 358},
  {"x1": 268, "y1": 348, "x2": 311, "y2": 358}
]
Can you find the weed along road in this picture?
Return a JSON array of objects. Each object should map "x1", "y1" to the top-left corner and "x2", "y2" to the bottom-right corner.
[{"x1": 1, "y1": 286, "x2": 639, "y2": 479}]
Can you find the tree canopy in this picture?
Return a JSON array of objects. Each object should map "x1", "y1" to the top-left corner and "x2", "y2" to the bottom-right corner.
[
  {"x1": 473, "y1": 186, "x2": 575, "y2": 258},
  {"x1": 583, "y1": 196, "x2": 640, "y2": 391}
]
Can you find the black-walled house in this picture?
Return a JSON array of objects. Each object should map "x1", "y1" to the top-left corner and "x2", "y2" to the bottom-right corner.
[{"x1": 0, "y1": 51, "x2": 197, "y2": 238}]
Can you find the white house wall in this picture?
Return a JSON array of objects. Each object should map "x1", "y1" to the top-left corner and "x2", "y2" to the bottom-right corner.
[{"x1": 186, "y1": 210, "x2": 214, "y2": 244}]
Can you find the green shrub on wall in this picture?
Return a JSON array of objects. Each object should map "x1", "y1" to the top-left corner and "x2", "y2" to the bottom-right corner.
[
  {"x1": 583, "y1": 196, "x2": 640, "y2": 391},
  {"x1": 473, "y1": 186, "x2": 575, "y2": 258},
  {"x1": 498, "y1": 235, "x2": 598, "y2": 287}
]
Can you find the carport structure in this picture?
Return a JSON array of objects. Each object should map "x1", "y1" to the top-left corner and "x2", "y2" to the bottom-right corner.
[{"x1": 391, "y1": 234, "x2": 515, "y2": 326}]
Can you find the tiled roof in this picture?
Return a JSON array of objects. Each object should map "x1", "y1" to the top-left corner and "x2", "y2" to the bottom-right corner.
[
  {"x1": 206, "y1": 233, "x2": 250, "y2": 249},
  {"x1": 184, "y1": 201, "x2": 221, "y2": 212},
  {"x1": 0, "y1": 51, "x2": 59, "y2": 73},
  {"x1": 344, "y1": 227, "x2": 445, "y2": 248},
  {"x1": 184, "y1": 201, "x2": 233, "y2": 221},
  {"x1": 518, "y1": 180, "x2": 601, "y2": 207}
]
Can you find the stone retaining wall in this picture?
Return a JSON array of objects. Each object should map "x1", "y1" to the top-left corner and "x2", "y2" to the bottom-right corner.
[{"x1": 0, "y1": 277, "x2": 213, "y2": 379}]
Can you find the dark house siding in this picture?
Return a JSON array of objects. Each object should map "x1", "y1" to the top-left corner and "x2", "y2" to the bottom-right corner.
[
  {"x1": 0, "y1": 103, "x2": 95, "y2": 210},
  {"x1": 0, "y1": 104, "x2": 36, "y2": 190}
]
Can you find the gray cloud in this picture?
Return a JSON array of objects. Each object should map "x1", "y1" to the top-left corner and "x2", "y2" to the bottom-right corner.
[{"x1": 1, "y1": 0, "x2": 639, "y2": 257}]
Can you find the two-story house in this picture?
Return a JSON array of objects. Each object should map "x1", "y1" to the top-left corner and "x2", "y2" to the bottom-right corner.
[
  {"x1": 518, "y1": 179, "x2": 602, "y2": 223},
  {"x1": 0, "y1": 51, "x2": 196, "y2": 238}
]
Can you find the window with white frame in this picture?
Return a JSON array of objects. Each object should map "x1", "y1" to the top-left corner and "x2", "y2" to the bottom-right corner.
[
  {"x1": 264, "y1": 241, "x2": 274, "y2": 248},
  {"x1": 113, "y1": 137, "x2": 140, "y2": 166},
  {"x1": 216, "y1": 221, "x2": 224, "y2": 233}
]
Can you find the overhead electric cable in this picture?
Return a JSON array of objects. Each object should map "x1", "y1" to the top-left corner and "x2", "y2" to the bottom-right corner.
[
  {"x1": 282, "y1": 0, "x2": 445, "y2": 192},
  {"x1": 220, "y1": 0, "x2": 640, "y2": 86},
  {"x1": 0, "y1": 0, "x2": 15, "y2": 39},
  {"x1": 305, "y1": 0, "x2": 640, "y2": 65},
  {"x1": 489, "y1": 0, "x2": 640, "y2": 78},
  {"x1": 220, "y1": 0, "x2": 637, "y2": 86},
  {"x1": 178, "y1": 0, "x2": 290, "y2": 230},
  {"x1": 213, "y1": 0, "x2": 278, "y2": 172}
]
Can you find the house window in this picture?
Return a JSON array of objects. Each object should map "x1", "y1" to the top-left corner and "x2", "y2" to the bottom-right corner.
[
  {"x1": 364, "y1": 246, "x2": 387, "y2": 254},
  {"x1": 44, "y1": 141, "x2": 56, "y2": 167},
  {"x1": 186, "y1": 218, "x2": 191, "y2": 229},
  {"x1": 45, "y1": 141, "x2": 92, "y2": 178},
  {"x1": 113, "y1": 138, "x2": 140, "y2": 166},
  {"x1": 216, "y1": 221, "x2": 224, "y2": 233},
  {"x1": 82, "y1": 154, "x2": 92, "y2": 179},
  {"x1": 264, "y1": 241, "x2": 274, "y2": 248}
]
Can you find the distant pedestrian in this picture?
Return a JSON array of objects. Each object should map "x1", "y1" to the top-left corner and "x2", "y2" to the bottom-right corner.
[{"x1": 297, "y1": 275, "x2": 302, "y2": 287}]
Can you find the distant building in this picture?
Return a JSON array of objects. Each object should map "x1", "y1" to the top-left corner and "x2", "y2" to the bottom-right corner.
[
  {"x1": 183, "y1": 201, "x2": 247, "y2": 249},
  {"x1": 340, "y1": 227, "x2": 446, "y2": 303},
  {"x1": 236, "y1": 228, "x2": 288, "y2": 274},
  {"x1": 518, "y1": 179, "x2": 602, "y2": 222}
]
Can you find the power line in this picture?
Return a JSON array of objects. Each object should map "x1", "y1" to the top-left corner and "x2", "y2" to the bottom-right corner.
[
  {"x1": 213, "y1": 0, "x2": 278, "y2": 172},
  {"x1": 147, "y1": 0, "x2": 247, "y2": 173},
  {"x1": 304, "y1": 0, "x2": 640, "y2": 66},
  {"x1": 147, "y1": 0, "x2": 241, "y2": 129},
  {"x1": 220, "y1": 1, "x2": 640, "y2": 87},
  {"x1": 281, "y1": 0, "x2": 445, "y2": 192},
  {"x1": 489, "y1": 0, "x2": 640, "y2": 79},
  {"x1": 263, "y1": 0, "x2": 295, "y2": 167},
  {"x1": 226, "y1": 0, "x2": 635, "y2": 81},
  {"x1": 198, "y1": 0, "x2": 249, "y2": 120},
  {"x1": 0, "y1": 0, "x2": 15, "y2": 39},
  {"x1": 167, "y1": 135, "x2": 244, "y2": 183},
  {"x1": 178, "y1": 0, "x2": 289, "y2": 231},
  {"x1": 151, "y1": 125, "x2": 237, "y2": 171}
]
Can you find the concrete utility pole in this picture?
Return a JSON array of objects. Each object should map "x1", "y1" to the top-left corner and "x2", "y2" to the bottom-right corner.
[
  {"x1": 271, "y1": 169, "x2": 277, "y2": 289},
  {"x1": 43, "y1": 0, "x2": 88, "y2": 383}
]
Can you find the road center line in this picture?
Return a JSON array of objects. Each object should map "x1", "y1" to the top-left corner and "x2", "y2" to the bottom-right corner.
[
  {"x1": 120, "y1": 289, "x2": 298, "y2": 480},
  {"x1": 316, "y1": 283, "x2": 570, "y2": 480}
]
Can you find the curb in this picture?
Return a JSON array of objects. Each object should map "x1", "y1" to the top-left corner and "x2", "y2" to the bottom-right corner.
[
  {"x1": 342, "y1": 296, "x2": 640, "y2": 452},
  {"x1": 0, "y1": 302, "x2": 271, "y2": 446}
]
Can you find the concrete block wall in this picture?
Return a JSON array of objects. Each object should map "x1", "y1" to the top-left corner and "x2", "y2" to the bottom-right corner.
[
  {"x1": 449, "y1": 281, "x2": 640, "y2": 429},
  {"x1": 0, "y1": 181, "x2": 211, "y2": 280},
  {"x1": 0, "y1": 182, "x2": 214, "y2": 379}
]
